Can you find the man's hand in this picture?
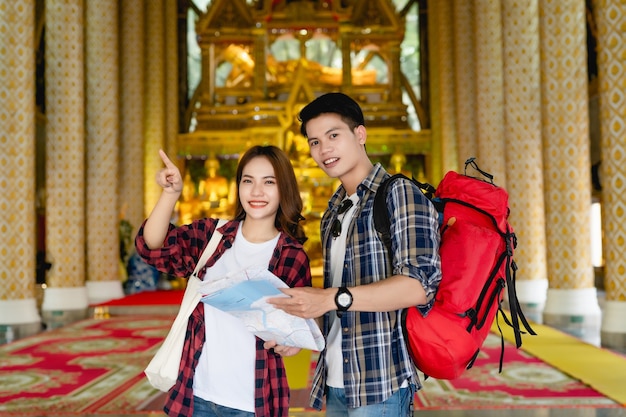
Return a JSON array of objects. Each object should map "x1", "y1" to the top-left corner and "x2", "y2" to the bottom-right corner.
[
  {"x1": 270, "y1": 276, "x2": 428, "y2": 317},
  {"x1": 268, "y1": 287, "x2": 335, "y2": 319}
]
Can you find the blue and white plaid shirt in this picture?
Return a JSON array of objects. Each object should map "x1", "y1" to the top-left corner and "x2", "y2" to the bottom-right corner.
[{"x1": 310, "y1": 163, "x2": 442, "y2": 410}]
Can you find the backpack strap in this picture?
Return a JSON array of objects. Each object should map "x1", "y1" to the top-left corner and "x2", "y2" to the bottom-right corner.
[
  {"x1": 373, "y1": 174, "x2": 402, "y2": 251},
  {"x1": 492, "y1": 227, "x2": 537, "y2": 371},
  {"x1": 373, "y1": 173, "x2": 436, "y2": 252},
  {"x1": 464, "y1": 157, "x2": 494, "y2": 184},
  {"x1": 503, "y1": 244, "x2": 537, "y2": 345}
]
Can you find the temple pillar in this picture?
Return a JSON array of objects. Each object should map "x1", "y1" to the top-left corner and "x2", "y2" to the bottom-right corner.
[
  {"x1": 540, "y1": 0, "x2": 600, "y2": 346},
  {"x1": 144, "y1": 0, "x2": 167, "y2": 217},
  {"x1": 42, "y1": 0, "x2": 88, "y2": 328},
  {"x1": 340, "y1": 33, "x2": 353, "y2": 97},
  {"x1": 452, "y1": 1, "x2": 478, "y2": 163},
  {"x1": 0, "y1": 0, "x2": 42, "y2": 342},
  {"x1": 474, "y1": 0, "x2": 507, "y2": 187},
  {"x1": 426, "y1": 3, "x2": 442, "y2": 182},
  {"x1": 431, "y1": 0, "x2": 458, "y2": 173},
  {"x1": 593, "y1": 0, "x2": 626, "y2": 351},
  {"x1": 119, "y1": 0, "x2": 145, "y2": 234},
  {"x1": 502, "y1": 0, "x2": 548, "y2": 323},
  {"x1": 85, "y1": 0, "x2": 123, "y2": 304},
  {"x1": 165, "y1": 0, "x2": 179, "y2": 160},
  {"x1": 253, "y1": 26, "x2": 268, "y2": 98},
  {"x1": 389, "y1": 43, "x2": 403, "y2": 104}
]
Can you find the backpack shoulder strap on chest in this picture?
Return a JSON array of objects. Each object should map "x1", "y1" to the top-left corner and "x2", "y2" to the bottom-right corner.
[{"x1": 373, "y1": 173, "x2": 436, "y2": 251}]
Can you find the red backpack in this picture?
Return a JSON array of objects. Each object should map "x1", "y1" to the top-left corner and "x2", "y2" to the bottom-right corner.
[{"x1": 373, "y1": 158, "x2": 536, "y2": 380}]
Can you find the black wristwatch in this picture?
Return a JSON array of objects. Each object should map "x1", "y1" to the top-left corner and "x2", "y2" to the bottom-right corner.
[{"x1": 335, "y1": 287, "x2": 353, "y2": 314}]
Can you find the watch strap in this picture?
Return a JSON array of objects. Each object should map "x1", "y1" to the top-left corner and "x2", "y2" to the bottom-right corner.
[{"x1": 335, "y1": 286, "x2": 353, "y2": 312}]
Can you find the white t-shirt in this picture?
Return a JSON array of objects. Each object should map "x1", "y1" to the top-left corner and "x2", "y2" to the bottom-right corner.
[
  {"x1": 326, "y1": 193, "x2": 359, "y2": 388},
  {"x1": 193, "y1": 223, "x2": 279, "y2": 412}
]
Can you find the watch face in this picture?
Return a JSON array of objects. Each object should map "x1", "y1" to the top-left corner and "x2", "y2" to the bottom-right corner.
[{"x1": 338, "y1": 292, "x2": 351, "y2": 307}]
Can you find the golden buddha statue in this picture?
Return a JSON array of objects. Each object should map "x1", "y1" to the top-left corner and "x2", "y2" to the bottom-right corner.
[
  {"x1": 198, "y1": 154, "x2": 230, "y2": 216},
  {"x1": 389, "y1": 151, "x2": 412, "y2": 177},
  {"x1": 177, "y1": 171, "x2": 201, "y2": 225},
  {"x1": 389, "y1": 151, "x2": 429, "y2": 184}
]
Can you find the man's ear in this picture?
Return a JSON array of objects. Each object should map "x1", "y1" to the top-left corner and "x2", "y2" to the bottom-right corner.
[{"x1": 355, "y1": 125, "x2": 367, "y2": 145}]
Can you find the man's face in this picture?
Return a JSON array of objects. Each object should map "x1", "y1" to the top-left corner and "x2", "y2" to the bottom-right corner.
[{"x1": 305, "y1": 113, "x2": 366, "y2": 179}]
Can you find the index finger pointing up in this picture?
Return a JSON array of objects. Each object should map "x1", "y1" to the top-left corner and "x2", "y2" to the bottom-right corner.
[{"x1": 158, "y1": 149, "x2": 175, "y2": 168}]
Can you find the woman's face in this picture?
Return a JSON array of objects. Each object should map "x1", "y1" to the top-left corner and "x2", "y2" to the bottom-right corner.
[{"x1": 238, "y1": 156, "x2": 280, "y2": 221}]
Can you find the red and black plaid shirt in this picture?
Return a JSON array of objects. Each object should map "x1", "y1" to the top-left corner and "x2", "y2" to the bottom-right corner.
[{"x1": 135, "y1": 218, "x2": 312, "y2": 417}]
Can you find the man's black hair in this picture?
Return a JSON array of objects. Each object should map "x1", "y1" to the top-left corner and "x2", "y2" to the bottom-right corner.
[{"x1": 298, "y1": 92, "x2": 365, "y2": 137}]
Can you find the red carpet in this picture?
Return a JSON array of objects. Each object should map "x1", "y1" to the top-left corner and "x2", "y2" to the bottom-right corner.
[{"x1": 96, "y1": 289, "x2": 184, "y2": 306}]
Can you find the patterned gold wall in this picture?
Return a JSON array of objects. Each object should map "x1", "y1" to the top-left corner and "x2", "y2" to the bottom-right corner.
[
  {"x1": 143, "y1": 0, "x2": 166, "y2": 217},
  {"x1": 453, "y1": 1, "x2": 478, "y2": 164},
  {"x1": 119, "y1": 0, "x2": 145, "y2": 235},
  {"x1": 0, "y1": 1, "x2": 37, "y2": 300},
  {"x1": 541, "y1": 0, "x2": 594, "y2": 290},
  {"x1": 86, "y1": 0, "x2": 120, "y2": 284},
  {"x1": 474, "y1": 1, "x2": 506, "y2": 187},
  {"x1": 594, "y1": 0, "x2": 626, "y2": 302},
  {"x1": 44, "y1": 0, "x2": 86, "y2": 289},
  {"x1": 502, "y1": 0, "x2": 548, "y2": 286},
  {"x1": 432, "y1": 0, "x2": 458, "y2": 173}
]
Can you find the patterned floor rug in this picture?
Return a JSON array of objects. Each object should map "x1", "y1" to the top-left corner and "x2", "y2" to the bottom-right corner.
[
  {"x1": 412, "y1": 332, "x2": 620, "y2": 409},
  {"x1": 0, "y1": 315, "x2": 169, "y2": 415},
  {"x1": 0, "y1": 315, "x2": 622, "y2": 416},
  {"x1": 288, "y1": 332, "x2": 621, "y2": 412}
]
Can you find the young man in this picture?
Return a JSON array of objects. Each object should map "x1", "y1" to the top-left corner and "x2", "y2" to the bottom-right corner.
[{"x1": 269, "y1": 92, "x2": 442, "y2": 416}]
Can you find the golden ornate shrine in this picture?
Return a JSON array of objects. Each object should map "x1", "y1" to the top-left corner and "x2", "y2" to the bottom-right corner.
[{"x1": 177, "y1": 0, "x2": 431, "y2": 267}]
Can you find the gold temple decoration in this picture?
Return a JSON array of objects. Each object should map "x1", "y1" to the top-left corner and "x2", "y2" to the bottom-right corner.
[
  {"x1": 179, "y1": 0, "x2": 430, "y2": 158},
  {"x1": 177, "y1": 0, "x2": 431, "y2": 264},
  {"x1": 198, "y1": 154, "x2": 230, "y2": 210}
]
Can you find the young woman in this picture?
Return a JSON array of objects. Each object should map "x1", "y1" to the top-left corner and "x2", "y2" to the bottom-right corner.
[{"x1": 135, "y1": 145, "x2": 312, "y2": 417}]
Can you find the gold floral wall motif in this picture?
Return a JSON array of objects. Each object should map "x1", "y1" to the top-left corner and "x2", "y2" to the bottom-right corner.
[
  {"x1": 594, "y1": 0, "x2": 626, "y2": 302},
  {"x1": 0, "y1": 1, "x2": 37, "y2": 301},
  {"x1": 541, "y1": 0, "x2": 594, "y2": 291},
  {"x1": 502, "y1": 0, "x2": 547, "y2": 288},
  {"x1": 45, "y1": 0, "x2": 86, "y2": 289}
]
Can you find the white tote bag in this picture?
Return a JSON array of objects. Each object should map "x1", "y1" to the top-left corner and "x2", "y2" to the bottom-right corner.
[{"x1": 144, "y1": 219, "x2": 226, "y2": 392}]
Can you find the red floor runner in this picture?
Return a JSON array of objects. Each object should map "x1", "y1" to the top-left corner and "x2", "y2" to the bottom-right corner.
[{"x1": 94, "y1": 289, "x2": 184, "y2": 307}]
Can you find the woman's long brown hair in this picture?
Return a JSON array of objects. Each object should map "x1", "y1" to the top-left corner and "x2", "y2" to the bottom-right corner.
[{"x1": 233, "y1": 145, "x2": 307, "y2": 244}]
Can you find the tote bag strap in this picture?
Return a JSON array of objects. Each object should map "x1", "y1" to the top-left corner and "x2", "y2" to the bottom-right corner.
[
  {"x1": 144, "y1": 218, "x2": 228, "y2": 392},
  {"x1": 191, "y1": 218, "x2": 227, "y2": 278}
]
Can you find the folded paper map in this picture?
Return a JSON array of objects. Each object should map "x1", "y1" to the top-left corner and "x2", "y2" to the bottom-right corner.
[{"x1": 198, "y1": 267, "x2": 325, "y2": 351}]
